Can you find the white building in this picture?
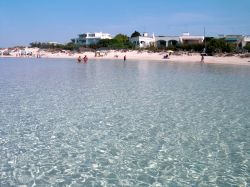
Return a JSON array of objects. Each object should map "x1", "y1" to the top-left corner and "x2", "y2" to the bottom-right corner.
[
  {"x1": 72, "y1": 32, "x2": 112, "y2": 46},
  {"x1": 130, "y1": 32, "x2": 204, "y2": 48},
  {"x1": 179, "y1": 33, "x2": 204, "y2": 45},
  {"x1": 155, "y1": 36, "x2": 180, "y2": 48},
  {"x1": 48, "y1": 41, "x2": 62, "y2": 45},
  {"x1": 242, "y1": 36, "x2": 250, "y2": 47},
  {"x1": 130, "y1": 32, "x2": 155, "y2": 48}
]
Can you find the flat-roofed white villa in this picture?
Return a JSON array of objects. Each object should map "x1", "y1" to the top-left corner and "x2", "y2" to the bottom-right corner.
[
  {"x1": 72, "y1": 32, "x2": 112, "y2": 46},
  {"x1": 131, "y1": 32, "x2": 205, "y2": 48},
  {"x1": 130, "y1": 33, "x2": 155, "y2": 48},
  {"x1": 179, "y1": 33, "x2": 204, "y2": 45},
  {"x1": 242, "y1": 36, "x2": 250, "y2": 47},
  {"x1": 48, "y1": 41, "x2": 62, "y2": 45},
  {"x1": 155, "y1": 33, "x2": 205, "y2": 48}
]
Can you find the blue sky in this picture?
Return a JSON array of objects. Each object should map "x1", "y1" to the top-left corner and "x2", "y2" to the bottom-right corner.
[{"x1": 0, "y1": 0, "x2": 250, "y2": 47}]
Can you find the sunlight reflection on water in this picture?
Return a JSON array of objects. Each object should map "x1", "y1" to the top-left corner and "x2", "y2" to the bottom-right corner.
[{"x1": 0, "y1": 58, "x2": 250, "y2": 186}]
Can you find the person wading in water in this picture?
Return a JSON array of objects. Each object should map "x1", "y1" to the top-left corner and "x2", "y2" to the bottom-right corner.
[{"x1": 77, "y1": 56, "x2": 82, "y2": 63}]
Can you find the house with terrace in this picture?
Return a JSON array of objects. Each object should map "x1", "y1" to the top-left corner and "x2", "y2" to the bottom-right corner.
[
  {"x1": 130, "y1": 32, "x2": 155, "y2": 48},
  {"x1": 179, "y1": 33, "x2": 204, "y2": 45},
  {"x1": 155, "y1": 36, "x2": 180, "y2": 48},
  {"x1": 241, "y1": 36, "x2": 250, "y2": 48},
  {"x1": 72, "y1": 32, "x2": 112, "y2": 46}
]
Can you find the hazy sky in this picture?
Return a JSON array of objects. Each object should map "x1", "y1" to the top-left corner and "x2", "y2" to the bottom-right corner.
[{"x1": 0, "y1": 0, "x2": 250, "y2": 47}]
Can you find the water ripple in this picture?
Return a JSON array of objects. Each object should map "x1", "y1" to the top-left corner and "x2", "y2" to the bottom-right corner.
[{"x1": 0, "y1": 58, "x2": 250, "y2": 186}]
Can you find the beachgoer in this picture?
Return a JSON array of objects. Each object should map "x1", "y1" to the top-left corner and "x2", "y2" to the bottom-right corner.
[
  {"x1": 83, "y1": 55, "x2": 88, "y2": 63},
  {"x1": 124, "y1": 55, "x2": 126, "y2": 61},
  {"x1": 201, "y1": 54, "x2": 204, "y2": 63},
  {"x1": 77, "y1": 56, "x2": 82, "y2": 63},
  {"x1": 163, "y1": 54, "x2": 169, "y2": 59}
]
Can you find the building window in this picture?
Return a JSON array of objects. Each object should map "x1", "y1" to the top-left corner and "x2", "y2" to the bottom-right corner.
[{"x1": 79, "y1": 34, "x2": 87, "y2": 38}]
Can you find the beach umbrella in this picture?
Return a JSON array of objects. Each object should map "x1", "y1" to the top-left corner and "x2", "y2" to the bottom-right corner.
[{"x1": 167, "y1": 50, "x2": 174, "y2": 53}]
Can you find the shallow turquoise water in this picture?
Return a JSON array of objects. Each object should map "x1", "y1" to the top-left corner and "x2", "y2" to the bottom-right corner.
[{"x1": 0, "y1": 58, "x2": 250, "y2": 187}]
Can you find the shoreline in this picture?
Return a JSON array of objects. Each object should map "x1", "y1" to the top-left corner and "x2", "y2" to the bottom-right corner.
[{"x1": 1, "y1": 48, "x2": 250, "y2": 66}]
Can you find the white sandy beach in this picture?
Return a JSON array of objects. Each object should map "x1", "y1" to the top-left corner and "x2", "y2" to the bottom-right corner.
[{"x1": 1, "y1": 47, "x2": 250, "y2": 66}]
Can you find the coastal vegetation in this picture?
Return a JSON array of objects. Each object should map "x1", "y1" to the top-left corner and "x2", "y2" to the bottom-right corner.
[
  {"x1": 95, "y1": 34, "x2": 133, "y2": 49},
  {"x1": 205, "y1": 38, "x2": 236, "y2": 54},
  {"x1": 30, "y1": 42, "x2": 80, "y2": 51},
  {"x1": 244, "y1": 43, "x2": 250, "y2": 52},
  {"x1": 30, "y1": 34, "x2": 134, "y2": 51},
  {"x1": 163, "y1": 38, "x2": 237, "y2": 55},
  {"x1": 29, "y1": 32, "x2": 246, "y2": 56}
]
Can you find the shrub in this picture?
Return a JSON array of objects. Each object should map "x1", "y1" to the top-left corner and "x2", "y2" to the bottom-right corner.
[{"x1": 244, "y1": 43, "x2": 250, "y2": 52}]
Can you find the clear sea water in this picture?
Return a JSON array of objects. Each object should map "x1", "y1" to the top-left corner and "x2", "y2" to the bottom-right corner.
[{"x1": 0, "y1": 58, "x2": 250, "y2": 187}]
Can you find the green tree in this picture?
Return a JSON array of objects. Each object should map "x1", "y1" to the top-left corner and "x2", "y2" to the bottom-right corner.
[
  {"x1": 176, "y1": 43, "x2": 204, "y2": 52},
  {"x1": 29, "y1": 42, "x2": 65, "y2": 49},
  {"x1": 63, "y1": 42, "x2": 79, "y2": 50},
  {"x1": 131, "y1": 31, "x2": 141, "y2": 38},
  {"x1": 97, "y1": 39, "x2": 121, "y2": 49},
  {"x1": 244, "y1": 43, "x2": 250, "y2": 52},
  {"x1": 114, "y1": 34, "x2": 129, "y2": 43},
  {"x1": 97, "y1": 35, "x2": 133, "y2": 49},
  {"x1": 206, "y1": 38, "x2": 236, "y2": 54}
]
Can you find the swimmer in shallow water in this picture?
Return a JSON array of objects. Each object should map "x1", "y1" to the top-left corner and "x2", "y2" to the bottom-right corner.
[
  {"x1": 77, "y1": 56, "x2": 82, "y2": 63},
  {"x1": 83, "y1": 55, "x2": 88, "y2": 63}
]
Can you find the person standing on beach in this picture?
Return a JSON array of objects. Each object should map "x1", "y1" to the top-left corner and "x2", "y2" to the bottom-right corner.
[
  {"x1": 201, "y1": 54, "x2": 204, "y2": 63},
  {"x1": 124, "y1": 55, "x2": 126, "y2": 61}
]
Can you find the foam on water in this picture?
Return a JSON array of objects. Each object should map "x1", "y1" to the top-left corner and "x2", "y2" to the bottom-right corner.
[{"x1": 0, "y1": 58, "x2": 250, "y2": 186}]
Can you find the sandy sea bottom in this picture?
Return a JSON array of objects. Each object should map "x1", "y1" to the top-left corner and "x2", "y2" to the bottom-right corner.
[{"x1": 0, "y1": 58, "x2": 250, "y2": 186}]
